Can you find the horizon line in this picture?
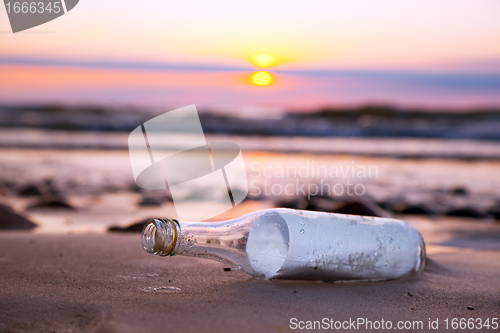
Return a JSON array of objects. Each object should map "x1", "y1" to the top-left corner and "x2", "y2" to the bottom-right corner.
[{"x1": 2, "y1": 56, "x2": 500, "y2": 78}]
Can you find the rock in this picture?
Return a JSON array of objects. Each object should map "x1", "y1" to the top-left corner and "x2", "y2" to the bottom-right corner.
[
  {"x1": 17, "y1": 179, "x2": 62, "y2": 197},
  {"x1": 446, "y1": 208, "x2": 484, "y2": 218},
  {"x1": 108, "y1": 218, "x2": 150, "y2": 232},
  {"x1": 451, "y1": 187, "x2": 468, "y2": 196},
  {"x1": 275, "y1": 196, "x2": 309, "y2": 210},
  {"x1": 26, "y1": 196, "x2": 75, "y2": 211},
  {"x1": 277, "y1": 195, "x2": 338, "y2": 212},
  {"x1": 333, "y1": 201, "x2": 390, "y2": 217},
  {"x1": 375, "y1": 201, "x2": 394, "y2": 212},
  {"x1": 223, "y1": 267, "x2": 231, "y2": 272},
  {"x1": 0, "y1": 203, "x2": 37, "y2": 230},
  {"x1": 400, "y1": 205, "x2": 434, "y2": 215},
  {"x1": 467, "y1": 306, "x2": 474, "y2": 310},
  {"x1": 18, "y1": 184, "x2": 44, "y2": 197},
  {"x1": 129, "y1": 183, "x2": 145, "y2": 193},
  {"x1": 486, "y1": 205, "x2": 500, "y2": 220},
  {"x1": 139, "y1": 197, "x2": 163, "y2": 206}
]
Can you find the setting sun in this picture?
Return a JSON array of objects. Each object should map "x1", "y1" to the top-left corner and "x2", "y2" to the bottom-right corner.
[
  {"x1": 251, "y1": 54, "x2": 279, "y2": 68},
  {"x1": 251, "y1": 71, "x2": 274, "y2": 86}
]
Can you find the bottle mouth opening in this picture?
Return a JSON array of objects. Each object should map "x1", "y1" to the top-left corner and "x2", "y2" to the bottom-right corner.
[{"x1": 142, "y1": 218, "x2": 179, "y2": 256}]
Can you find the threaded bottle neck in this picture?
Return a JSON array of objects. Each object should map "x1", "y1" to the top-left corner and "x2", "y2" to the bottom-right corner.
[{"x1": 142, "y1": 218, "x2": 181, "y2": 256}]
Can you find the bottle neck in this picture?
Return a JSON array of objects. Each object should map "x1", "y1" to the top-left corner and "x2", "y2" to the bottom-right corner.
[
  {"x1": 142, "y1": 217, "x2": 253, "y2": 271},
  {"x1": 142, "y1": 218, "x2": 181, "y2": 256}
]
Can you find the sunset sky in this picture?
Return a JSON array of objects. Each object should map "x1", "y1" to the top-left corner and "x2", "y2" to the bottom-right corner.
[{"x1": 1, "y1": 0, "x2": 500, "y2": 109}]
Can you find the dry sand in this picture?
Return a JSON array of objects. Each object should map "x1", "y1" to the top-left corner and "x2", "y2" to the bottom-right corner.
[{"x1": 1, "y1": 219, "x2": 500, "y2": 333}]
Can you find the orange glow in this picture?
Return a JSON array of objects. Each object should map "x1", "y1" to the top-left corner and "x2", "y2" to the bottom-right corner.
[
  {"x1": 0, "y1": 65, "x2": 245, "y2": 91},
  {"x1": 251, "y1": 71, "x2": 274, "y2": 86}
]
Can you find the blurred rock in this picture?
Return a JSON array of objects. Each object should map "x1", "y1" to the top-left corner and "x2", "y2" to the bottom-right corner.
[
  {"x1": 276, "y1": 197, "x2": 391, "y2": 217},
  {"x1": 0, "y1": 203, "x2": 37, "y2": 230},
  {"x1": 487, "y1": 206, "x2": 500, "y2": 220},
  {"x1": 139, "y1": 197, "x2": 163, "y2": 206},
  {"x1": 451, "y1": 187, "x2": 468, "y2": 196},
  {"x1": 129, "y1": 183, "x2": 145, "y2": 193},
  {"x1": 18, "y1": 184, "x2": 44, "y2": 197},
  {"x1": 26, "y1": 196, "x2": 75, "y2": 211},
  {"x1": 333, "y1": 201, "x2": 390, "y2": 218},
  {"x1": 275, "y1": 196, "x2": 309, "y2": 210},
  {"x1": 400, "y1": 205, "x2": 434, "y2": 216},
  {"x1": 375, "y1": 201, "x2": 395, "y2": 212},
  {"x1": 446, "y1": 207, "x2": 484, "y2": 218},
  {"x1": 108, "y1": 218, "x2": 150, "y2": 232},
  {"x1": 17, "y1": 179, "x2": 62, "y2": 197}
]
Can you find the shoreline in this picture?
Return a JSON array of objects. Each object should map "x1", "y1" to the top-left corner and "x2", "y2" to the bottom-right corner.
[{"x1": 1, "y1": 129, "x2": 500, "y2": 160}]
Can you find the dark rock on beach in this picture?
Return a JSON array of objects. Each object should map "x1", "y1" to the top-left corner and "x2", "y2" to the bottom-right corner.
[
  {"x1": 333, "y1": 201, "x2": 390, "y2": 218},
  {"x1": 18, "y1": 184, "x2": 44, "y2": 197},
  {"x1": 0, "y1": 203, "x2": 37, "y2": 230},
  {"x1": 400, "y1": 205, "x2": 434, "y2": 216},
  {"x1": 374, "y1": 201, "x2": 394, "y2": 212},
  {"x1": 26, "y1": 196, "x2": 75, "y2": 211},
  {"x1": 276, "y1": 198, "x2": 391, "y2": 217},
  {"x1": 108, "y1": 218, "x2": 150, "y2": 233},
  {"x1": 139, "y1": 197, "x2": 163, "y2": 206},
  {"x1": 275, "y1": 196, "x2": 309, "y2": 210},
  {"x1": 17, "y1": 179, "x2": 63, "y2": 197},
  {"x1": 451, "y1": 187, "x2": 468, "y2": 196},
  {"x1": 487, "y1": 205, "x2": 500, "y2": 220},
  {"x1": 446, "y1": 207, "x2": 485, "y2": 218}
]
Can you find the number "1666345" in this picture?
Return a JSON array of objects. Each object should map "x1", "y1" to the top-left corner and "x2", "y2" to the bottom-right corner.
[{"x1": 5, "y1": 2, "x2": 61, "y2": 14}]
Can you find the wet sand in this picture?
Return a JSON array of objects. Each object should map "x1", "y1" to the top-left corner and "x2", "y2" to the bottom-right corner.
[
  {"x1": 1, "y1": 148, "x2": 499, "y2": 221},
  {"x1": 1, "y1": 218, "x2": 500, "y2": 333}
]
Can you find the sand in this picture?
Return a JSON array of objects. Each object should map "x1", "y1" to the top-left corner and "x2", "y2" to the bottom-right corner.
[{"x1": 1, "y1": 219, "x2": 500, "y2": 333}]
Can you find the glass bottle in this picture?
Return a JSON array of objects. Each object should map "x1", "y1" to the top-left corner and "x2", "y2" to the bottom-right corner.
[{"x1": 142, "y1": 208, "x2": 426, "y2": 281}]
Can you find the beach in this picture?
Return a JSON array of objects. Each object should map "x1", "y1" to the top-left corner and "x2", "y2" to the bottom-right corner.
[
  {"x1": 1, "y1": 216, "x2": 500, "y2": 332},
  {"x1": 1, "y1": 134, "x2": 499, "y2": 332}
]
